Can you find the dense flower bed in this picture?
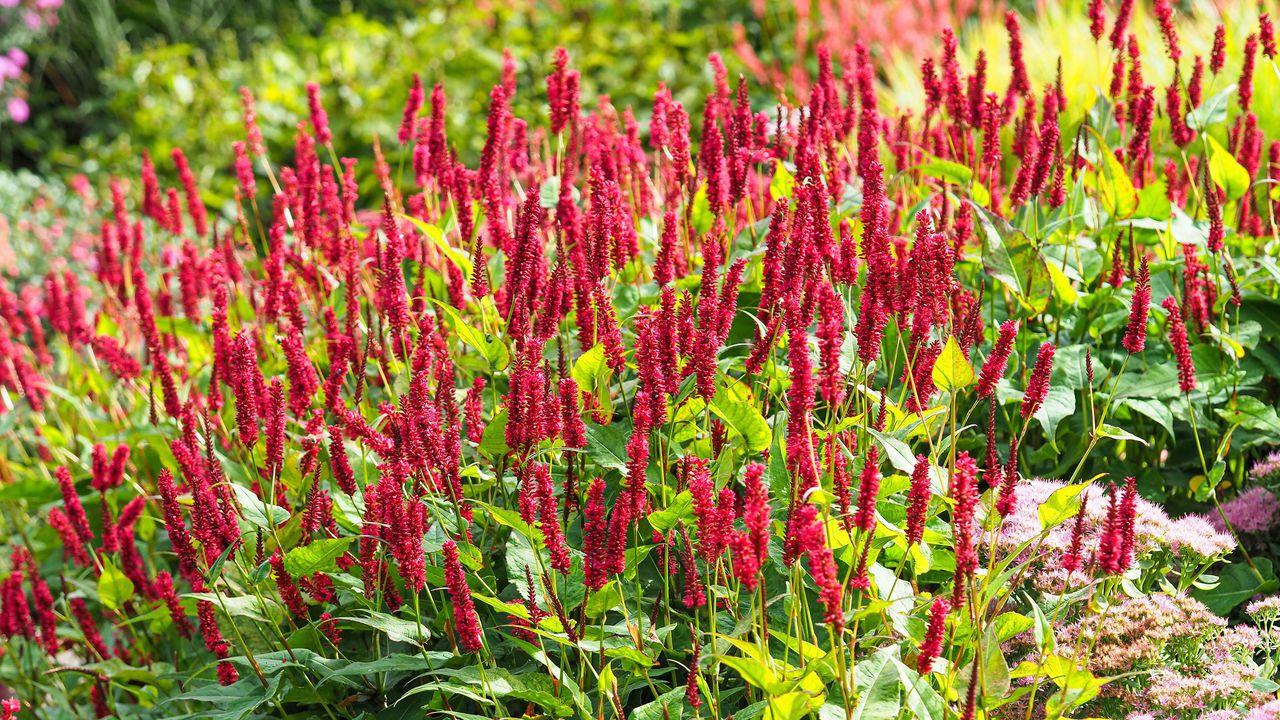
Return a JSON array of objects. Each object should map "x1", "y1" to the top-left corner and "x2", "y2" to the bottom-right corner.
[{"x1": 0, "y1": 2, "x2": 1279, "y2": 719}]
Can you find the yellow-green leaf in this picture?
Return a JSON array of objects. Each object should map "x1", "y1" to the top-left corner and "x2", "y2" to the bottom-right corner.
[
  {"x1": 98, "y1": 558, "x2": 135, "y2": 611},
  {"x1": 1207, "y1": 135, "x2": 1251, "y2": 200},
  {"x1": 770, "y1": 159, "x2": 795, "y2": 200},
  {"x1": 931, "y1": 336, "x2": 975, "y2": 392}
]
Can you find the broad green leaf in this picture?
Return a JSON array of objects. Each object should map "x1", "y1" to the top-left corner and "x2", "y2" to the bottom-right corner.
[
  {"x1": 710, "y1": 395, "x2": 771, "y2": 452},
  {"x1": 973, "y1": 205, "x2": 1052, "y2": 314},
  {"x1": 230, "y1": 483, "x2": 289, "y2": 529},
  {"x1": 431, "y1": 300, "x2": 510, "y2": 370},
  {"x1": 914, "y1": 159, "x2": 972, "y2": 185},
  {"x1": 1034, "y1": 386, "x2": 1077, "y2": 451},
  {"x1": 1216, "y1": 396, "x2": 1280, "y2": 434},
  {"x1": 771, "y1": 160, "x2": 796, "y2": 200},
  {"x1": 865, "y1": 428, "x2": 917, "y2": 475},
  {"x1": 1095, "y1": 140, "x2": 1139, "y2": 217},
  {"x1": 539, "y1": 176, "x2": 561, "y2": 209},
  {"x1": 1122, "y1": 397, "x2": 1174, "y2": 437},
  {"x1": 341, "y1": 610, "x2": 430, "y2": 646},
  {"x1": 1095, "y1": 423, "x2": 1148, "y2": 446},
  {"x1": 401, "y1": 214, "x2": 472, "y2": 275},
  {"x1": 1038, "y1": 483, "x2": 1088, "y2": 529},
  {"x1": 585, "y1": 423, "x2": 630, "y2": 473},
  {"x1": 851, "y1": 647, "x2": 902, "y2": 720},
  {"x1": 721, "y1": 654, "x2": 782, "y2": 693},
  {"x1": 1187, "y1": 85, "x2": 1235, "y2": 129},
  {"x1": 283, "y1": 537, "x2": 353, "y2": 577},
  {"x1": 98, "y1": 558, "x2": 135, "y2": 611},
  {"x1": 479, "y1": 408, "x2": 510, "y2": 456},
  {"x1": 631, "y1": 688, "x2": 685, "y2": 720},
  {"x1": 1207, "y1": 135, "x2": 1251, "y2": 200},
  {"x1": 571, "y1": 344, "x2": 609, "y2": 392},
  {"x1": 892, "y1": 657, "x2": 945, "y2": 720},
  {"x1": 648, "y1": 490, "x2": 694, "y2": 533},
  {"x1": 931, "y1": 335, "x2": 975, "y2": 392}
]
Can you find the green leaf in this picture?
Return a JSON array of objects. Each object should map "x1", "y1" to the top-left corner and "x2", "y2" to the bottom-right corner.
[
  {"x1": 1096, "y1": 140, "x2": 1139, "y2": 217},
  {"x1": 1187, "y1": 85, "x2": 1234, "y2": 130},
  {"x1": 585, "y1": 423, "x2": 630, "y2": 473},
  {"x1": 851, "y1": 647, "x2": 902, "y2": 720},
  {"x1": 283, "y1": 537, "x2": 353, "y2": 577},
  {"x1": 914, "y1": 159, "x2": 972, "y2": 185},
  {"x1": 341, "y1": 610, "x2": 430, "y2": 646},
  {"x1": 931, "y1": 336, "x2": 975, "y2": 392},
  {"x1": 571, "y1": 344, "x2": 610, "y2": 393},
  {"x1": 479, "y1": 408, "x2": 510, "y2": 456},
  {"x1": 430, "y1": 299, "x2": 510, "y2": 370},
  {"x1": 1095, "y1": 423, "x2": 1148, "y2": 446},
  {"x1": 1121, "y1": 398, "x2": 1174, "y2": 437},
  {"x1": 631, "y1": 688, "x2": 685, "y2": 720},
  {"x1": 584, "y1": 582, "x2": 622, "y2": 618},
  {"x1": 97, "y1": 558, "x2": 135, "y2": 611},
  {"x1": 710, "y1": 395, "x2": 771, "y2": 452},
  {"x1": 973, "y1": 204, "x2": 1052, "y2": 314},
  {"x1": 1216, "y1": 396, "x2": 1280, "y2": 434},
  {"x1": 1033, "y1": 386, "x2": 1076, "y2": 451},
  {"x1": 230, "y1": 483, "x2": 289, "y2": 529},
  {"x1": 891, "y1": 657, "x2": 945, "y2": 720},
  {"x1": 1195, "y1": 557, "x2": 1279, "y2": 615},
  {"x1": 770, "y1": 159, "x2": 795, "y2": 200},
  {"x1": 1038, "y1": 483, "x2": 1088, "y2": 529},
  {"x1": 539, "y1": 176, "x2": 561, "y2": 209},
  {"x1": 1207, "y1": 135, "x2": 1251, "y2": 200},
  {"x1": 865, "y1": 428, "x2": 917, "y2": 475},
  {"x1": 401, "y1": 214, "x2": 471, "y2": 276},
  {"x1": 648, "y1": 490, "x2": 694, "y2": 533}
]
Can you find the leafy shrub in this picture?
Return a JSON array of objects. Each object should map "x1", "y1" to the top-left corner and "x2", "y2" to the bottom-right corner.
[{"x1": 1, "y1": 2, "x2": 1280, "y2": 720}]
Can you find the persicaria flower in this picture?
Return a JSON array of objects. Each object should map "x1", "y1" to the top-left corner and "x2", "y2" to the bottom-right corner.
[
  {"x1": 1162, "y1": 296, "x2": 1196, "y2": 393},
  {"x1": 1122, "y1": 256, "x2": 1151, "y2": 353},
  {"x1": 1020, "y1": 343, "x2": 1056, "y2": 419},
  {"x1": 55, "y1": 467, "x2": 93, "y2": 543},
  {"x1": 792, "y1": 502, "x2": 843, "y2": 635},
  {"x1": 917, "y1": 597, "x2": 949, "y2": 673},
  {"x1": 442, "y1": 540, "x2": 484, "y2": 653},
  {"x1": 154, "y1": 571, "x2": 193, "y2": 638},
  {"x1": 399, "y1": 73, "x2": 424, "y2": 145},
  {"x1": 853, "y1": 446, "x2": 881, "y2": 533},
  {"x1": 977, "y1": 320, "x2": 1018, "y2": 398},
  {"x1": 270, "y1": 549, "x2": 309, "y2": 618},
  {"x1": 197, "y1": 600, "x2": 238, "y2": 685},
  {"x1": 905, "y1": 455, "x2": 932, "y2": 545},
  {"x1": 328, "y1": 425, "x2": 357, "y2": 495},
  {"x1": 1061, "y1": 491, "x2": 1090, "y2": 573},
  {"x1": 950, "y1": 452, "x2": 980, "y2": 607},
  {"x1": 305, "y1": 81, "x2": 331, "y2": 145}
]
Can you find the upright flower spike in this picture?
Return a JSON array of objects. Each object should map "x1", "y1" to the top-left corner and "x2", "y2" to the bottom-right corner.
[
  {"x1": 950, "y1": 452, "x2": 980, "y2": 607},
  {"x1": 1061, "y1": 492, "x2": 1090, "y2": 573},
  {"x1": 399, "y1": 73, "x2": 425, "y2": 145},
  {"x1": 1020, "y1": 343, "x2": 1056, "y2": 420},
  {"x1": 853, "y1": 446, "x2": 881, "y2": 533},
  {"x1": 1122, "y1": 257, "x2": 1151, "y2": 354},
  {"x1": 976, "y1": 320, "x2": 1018, "y2": 399},
  {"x1": 442, "y1": 540, "x2": 484, "y2": 653},
  {"x1": 1163, "y1": 296, "x2": 1196, "y2": 393},
  {"x1": 305, "y1": 82, "x2": 331, "y2": 145},
  {"x1": 917, "y1": 597, "x2": 949, "y2": 673}
]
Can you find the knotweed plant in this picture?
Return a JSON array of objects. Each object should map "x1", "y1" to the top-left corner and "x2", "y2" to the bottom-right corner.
[{"x1": 0, "y1": 3, "x2": 1279, "y2": 720}]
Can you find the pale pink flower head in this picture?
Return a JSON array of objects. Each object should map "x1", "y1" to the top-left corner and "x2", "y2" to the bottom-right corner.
[
  {"x1": 1204, "y1": 486, "x2": 1280, "y2": 535},
  {"x1": 6, "y1": 97, "x2": 28, "y2": 124}
]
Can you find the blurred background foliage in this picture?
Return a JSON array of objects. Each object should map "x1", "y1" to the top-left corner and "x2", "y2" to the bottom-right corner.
[{"x1": 0, "y1": 0, "x2": 1254, "y2": 188}]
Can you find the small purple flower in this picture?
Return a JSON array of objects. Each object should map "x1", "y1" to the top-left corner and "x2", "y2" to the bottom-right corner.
[{"x1": 6, "y1": 48, "x2": 27, "y2": 67}]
